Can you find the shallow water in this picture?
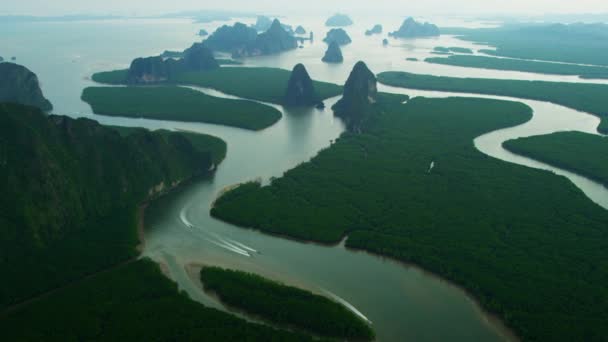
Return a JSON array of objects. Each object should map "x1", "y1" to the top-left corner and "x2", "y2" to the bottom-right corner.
[{"x1": 3, "y1": 15, "x2": 608, "y2": 341}]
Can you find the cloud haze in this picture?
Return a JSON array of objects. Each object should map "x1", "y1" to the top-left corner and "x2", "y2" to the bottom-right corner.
[{"x1": 2, "y1": 0, "x2": 607, "y2": 16}]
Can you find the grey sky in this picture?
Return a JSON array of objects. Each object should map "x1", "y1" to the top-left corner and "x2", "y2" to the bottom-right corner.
[{"x1": 2, "y1": 0, "x2": 607, "y2": 16}]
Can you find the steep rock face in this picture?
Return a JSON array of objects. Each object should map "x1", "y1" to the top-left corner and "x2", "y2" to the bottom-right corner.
[
  {"x1": 365, "y1": 24, "x2": 383, "y2": 36},
  {"x1": 295, "y1": 25, "x2": 306, "y2": 35},
  {"x1": 390, "y1": 17, "x2": 440, "y2": 38},
  {"x1": 126, "y1": 43, "x2": 218, "y2": 84},
  {"x1": 0, "y1": 63, "x2": 52, "y2": 111},
  {"x1": 332, "y1": 61, "x2": 378, "y2": 129},
  {"x1": 323, "y1": 28, "x2": 352, "y2": 45},
  {"x1": 126, "y1": 56, "x2": 173, "y2": 84},
  {"x1": 322, "y1": 41, "x2": 344, "y2": 63},
  {"x1": 284, "y1": 63, "x2": 318, "y2": 107},
  {"x1": 0, "y1": 102, "x2": 213, "y2": 253},
  {"x1": 182, "y1": 42, "x2": 220, "y2": 71},
  {"x1": 325, "y1": 13, "x2": 353, "y2": 27},
  {"x1": 253, "y1": 19, "x2": 298, "y2": 56}
]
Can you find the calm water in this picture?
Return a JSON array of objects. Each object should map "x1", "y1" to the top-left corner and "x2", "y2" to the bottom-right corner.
[{"x1": 2, "y1": 15, "x2": 607, "y2": 341}]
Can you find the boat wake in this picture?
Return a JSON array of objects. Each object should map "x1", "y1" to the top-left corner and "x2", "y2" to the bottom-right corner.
[
  {"x1": 322, "y1": 289, "x2": 372, "y2": 324},
  {"x1": 179, "y1": 207, "x2": 258, "y2": 257}
]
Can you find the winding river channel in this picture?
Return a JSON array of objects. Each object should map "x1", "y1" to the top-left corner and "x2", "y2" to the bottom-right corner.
[{"x1": 3, "y1": 15, "x2": 607, "y2": 342}]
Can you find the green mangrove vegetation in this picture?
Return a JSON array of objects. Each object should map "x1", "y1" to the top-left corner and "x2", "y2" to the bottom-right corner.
[
  {"x1": 82, "y1": 86, "x2": 282, "y2": 130},
  {"x1": 200, "y1": 267, "x2": 374, "y2": 340},
  {"x1": 0, "y1": 260, "x2": 314, "y2": 341},
  {"x1": 444, "y1": 23, "x2": 608, "y2": 66},
  {"x1": 173, "y1": 67, "x2": 343, "y2": 104},
  {"x1": 0, "y1": 102, "x2": 225, "y2": 310},
  {"x1": 425, "y1": 54, "x2": 608, "y2": 79},
  {"x1": 211, "y1": 96, "x2": 608, "y2": 341},
  {"x1": 504, "y1": 131, "x2": 608, "y2": 187},
  {"x1": 433, "y1": 47, "x2": 473, "y2": 54},
  {"x1": 377, "y1": 71, "x2": 608, "y2": 133}
]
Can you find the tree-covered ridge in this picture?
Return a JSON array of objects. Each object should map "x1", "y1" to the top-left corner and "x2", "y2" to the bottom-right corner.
[
  {"x1": 444, "y1": 22, "x2": 608, "y2": 66},
  {"x1": 504, "y1": 131, "x2": 608, "y2": 187},
  {"x1": 200, "y1": 267, "x2": 374, "y2": 340},
  {"x1": 390, "y1": 17, "x2": 440, "y2": 38},
  {"x1": 211, "y1": 96, "x2": 608, "y2": 341},
  {"x1": 0, "y1": 260, "x2": 314, "y2": 341},
  {"x1": 425, "y1": 54, "x2": 608, "y2": 79},
  {"x1": 81, "y1": 86, "x2": 282, "y2": 130},
  {"x1": 0, "y1": 102, "x2": 225, "y2": 309},
  {"x1": 0, "y1": 63, "x2": 52, "y2": 111},
  {"x1": 377, "y1": 71, "x2": 608, "y2": 134}
]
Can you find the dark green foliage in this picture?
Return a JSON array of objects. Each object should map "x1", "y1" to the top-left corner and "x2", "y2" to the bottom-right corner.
[
  {"x1": 284, "y1": 64, "x2": 320, "y2": 107},
  {"x1": 0, "y1": 260, "x2": 314, "y2": 341},
  {"x1": 91, "y1": 69, "x2": 128, "y2": 84},
  {"x1": 426, "y1": 54, "x2": 608, "y2": 78},
  {"x1": 254, "y1": 19, "x2": 298, "y2": 55},
  {"x1": 182, "y1": 42, "x2": 220, "y2": 71},
  {"x1": 200, "y1": 267, "x2": 374, "y2": 340},
  {"x1": 365, "y1": 24, "x2": 382, "y2": 36},
  {"x1": 332, "y1": 61, "x2": 380, "y2": 130},
  {"x1": 322, "y1": 41, "x2": 343, "y2": 64},
  {"x1": 211, "y1": 96, "x2": 608, "y2": 341},
  {"x1": 323, "y1": 28, "x2": 352, "y2": 45},
  {"x1": 173, "y1": 67, "x2": 343, "y2": 104},
  {"x1": 0, "y1": 63, "x2": 52, "y2": 110},
  {"x1": 390, "y1": 17, "x2": 440, "y2": 38},
  {"x1": 377, "y1": 71, "x2": 608, "y2": 134},
  {"x1": 81, "y1": 86, "x2": 282, "y2": 130},
  {"x1": 107, "y1": 126, "x2": 227, "y2": 165},
  {"x1": 406, "y1": 58, "x2": 418, "y2": 61},
  {"x1": 444, "y1": 23, "x2": 608, "y2": 66},
  {"x1": 504, "y1": 131, "x2": 608, "y2": 187},
  {"x1": 325, "y1": 14, "x2": 353, "y2": 27},
  {"x1": 0, "y1": 103, "x2": 222, "y2": 309}
]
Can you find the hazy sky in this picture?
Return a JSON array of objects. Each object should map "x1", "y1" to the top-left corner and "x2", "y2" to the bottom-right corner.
[{"x1": 2, "y1": 0, "x2": 607, "y2": 16}]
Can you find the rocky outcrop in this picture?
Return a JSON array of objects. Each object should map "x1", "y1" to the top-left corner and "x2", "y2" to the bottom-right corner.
[
  {"x1": 390, "y1": 17, "x2": 440, "y2": 38},
  {"x1": 295, "y1": 25, "x2": 306, "y2": 35},
  {"x1": 332, "y1": 61, "x2": 378, "y2": 130},
  {"x1": 182, "y1": 42, "x2": 220, "y2": 71},
  {"x1": 127, "y1": 43, "x2": 218, "y2": 84},
  {"x1": 322, "y1": 41, "x2": 344, "y2": 63},
  {"x1": 204, "y1": 22, "x2": 258, "y2": 53},
  {"x1": 365, "y1": 25, "x2": 383, "y2": 36},
  {"x1": 205, "y1": 20, "x2": 297, "y2": 58},
  {"x1": 284, "y1": 63, "x2": 319, "y2": 107},
  {"x1": 0, "y1": 62, "x2": 52, "y2": 111},
  {"x1": 126, "y1": 56, "x2": 173, "y2": 84},
  {"x1": 253, "y1": 16, "x2": 273, "y2": 32},
  {"x1": 198, "y1": 29, "x2": 209, "y2": 36},
  {"x1": 252, "y1": 19, "x2": 298, "y2": 56},
  {"x1": 383, "y1": 39, "x2": 389, "y2": 46},
  {"x1": 325, "y1": 13, "x2": 353, "y2": 27},
  {"x1": 323, "y1": 28, "x2": 352, "y2": 45}
]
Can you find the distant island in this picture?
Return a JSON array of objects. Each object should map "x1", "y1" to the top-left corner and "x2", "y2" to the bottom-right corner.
[
  {"x1": 365, "y1": 24, "x2": 383, "y2": 36},
  {"x1": 198, "y1": 29, "x2": 208, "y2": 36},
  {"x1": 325, "y1": 13, "x2": 353, "y2": 27},
  {"x1": 383, "y1": 38, "x2": 389, "y2": 46},
  {"x1": 295, "y1": 25, "x2": 306, "y2": 34},
  {"x1": 252, "y1": 15, "x2": 272, "y2": 31},
  {"x1": 389, "y1": 17, "x2": 440, "y2": 38},
  {"x1": 323, "y1": 28, "x2": 352, "y2": 45},
  {"x1": 204, "y1": 19, "x2": 297, "y2": 58},
  {"x1": 0, "y1": 62, "x2": 52, "y2": 111},
  {"x1": 322, "y1": 41, "x2": 344, "y2": 63}
]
